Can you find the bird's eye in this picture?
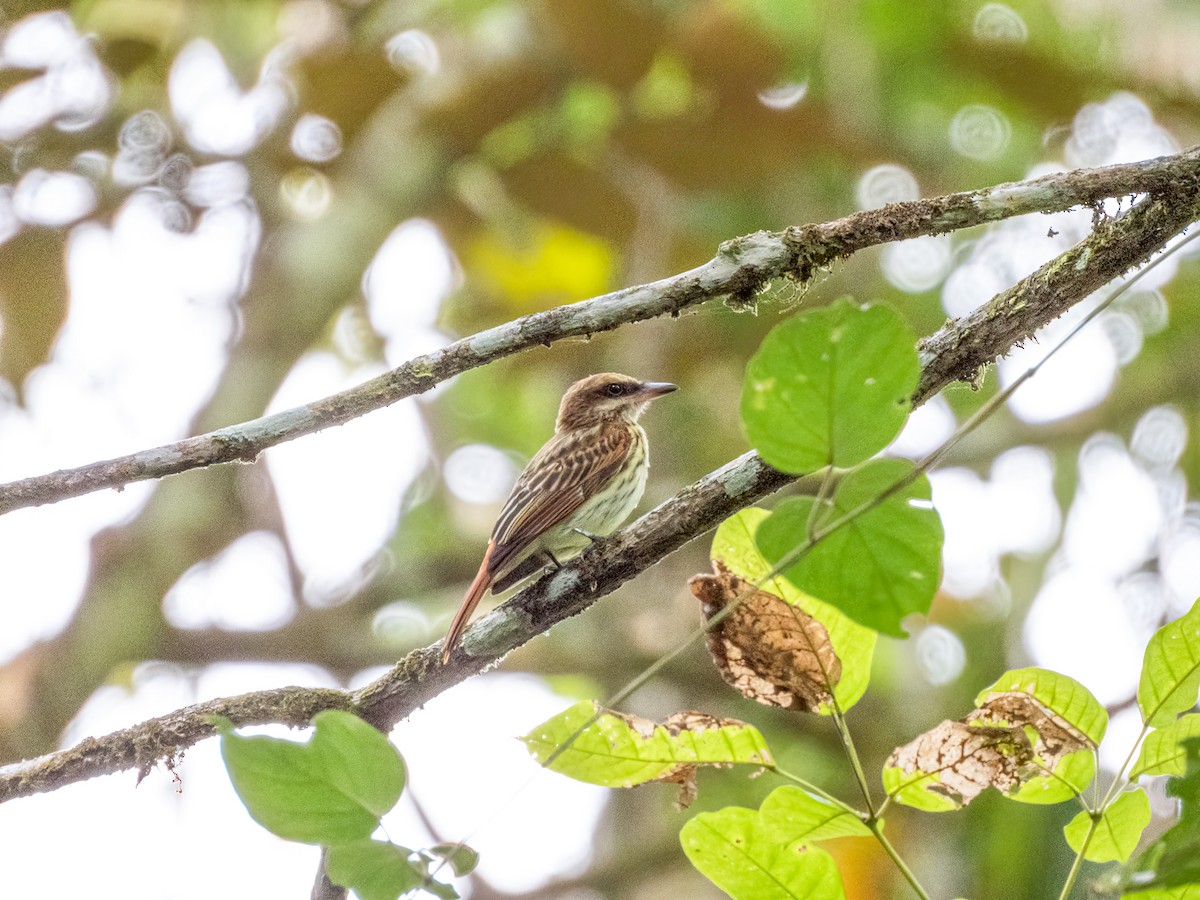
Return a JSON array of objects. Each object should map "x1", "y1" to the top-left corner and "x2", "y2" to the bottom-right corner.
[{"x1": 605, "y1": 383, "x2": 624, "y2": 397}]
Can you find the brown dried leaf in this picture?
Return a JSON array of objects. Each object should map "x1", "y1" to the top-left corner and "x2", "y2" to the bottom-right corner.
[
  {"x1": 659, "y1": 765, "x2": 699, "y2": 809},
  {"x1": 886, "y1": 692, "x2": 1094, "y2": 808},
  {"x1": 660, "y1": 710, "x2": 747, "y2": 735},
  {"x1": 887, "y1": 718, "x2": 1032, "y2": 807},
  {"x1": 689, "y1": 560, "x2": 841, "y2": 712},
  {"x1": 968, "y1": 692, "x2": 1092, "y2": 774},
  {"x1": 611, "y1": 709, "x2": 746, "y2": 755}
]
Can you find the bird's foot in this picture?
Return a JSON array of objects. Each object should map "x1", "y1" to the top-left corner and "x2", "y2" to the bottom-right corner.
[{"x1": 571, "y1": 527, "x2": 601, "y2": 543}]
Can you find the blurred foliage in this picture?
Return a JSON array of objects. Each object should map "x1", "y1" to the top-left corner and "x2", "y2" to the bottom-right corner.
[{"x1": 3, "y1": 0, "x2": 1200, "y2": 898}]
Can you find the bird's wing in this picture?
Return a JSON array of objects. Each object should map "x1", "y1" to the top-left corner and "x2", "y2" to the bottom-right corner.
[{"x1": 488, "y1": 423, "x2": 633, "y2": 575}]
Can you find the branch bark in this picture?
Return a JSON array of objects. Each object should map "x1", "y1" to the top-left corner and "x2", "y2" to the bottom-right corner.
[
  {"x1": 1, "y1": 149, "x2": 1198, "y2": 515},
  {"x1": 4, "y1": 171, "x2": 1199, "y2": 808}
]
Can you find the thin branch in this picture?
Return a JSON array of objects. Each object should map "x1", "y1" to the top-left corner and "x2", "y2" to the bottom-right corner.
[
  {"x1": 1, "y1": 150, "x2": 1198, "y2": 515},
  {"x1": 4, "y1": 177, "x2": 1198, "y2": 806}
]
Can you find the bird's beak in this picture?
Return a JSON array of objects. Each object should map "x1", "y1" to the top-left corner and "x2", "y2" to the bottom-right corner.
[{"x1": 640, "y1": 381, "x2": 678, "y2": 397}]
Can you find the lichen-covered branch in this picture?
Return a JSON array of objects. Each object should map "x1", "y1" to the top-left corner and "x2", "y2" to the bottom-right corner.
[
  {"x1": 916, "y1": 181, "x2": 1200, "y2": 399},
  {"x1": 1, "y1": 149, "x2": 1198, "y2": 516},
  {"x1": 0, "y1": 687, "x2": 351, "y2": 802},
  {"x1": 3, "y1": 177, "x2": 1197, "y2": 806}
]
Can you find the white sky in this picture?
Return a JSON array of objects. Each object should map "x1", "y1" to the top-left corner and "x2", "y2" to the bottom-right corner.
[{"x1": 0, "y1": 6, "x2": 1197, "y2": 898}]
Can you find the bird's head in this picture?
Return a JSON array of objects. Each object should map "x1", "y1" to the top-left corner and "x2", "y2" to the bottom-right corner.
[{"x1": 555, "y1": 373, "x2": 678, "y2": 430}]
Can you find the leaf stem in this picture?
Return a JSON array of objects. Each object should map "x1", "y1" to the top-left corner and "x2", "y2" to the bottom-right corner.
[
  {"x1": 1057, "y1": 813, "x2": 1099, "y2": 900},
  {"x1": 869, "y1": 819, "x2": 932, "y2": 900},
  {"x1": 806, "y1": 465, "x2": 838, "y2": 543},
  {"x1": 1099, "y1": 722, "x2": 1150, "y2": 812},
  {"x1": 1055, "y1": 669, "x2": 1154, "y2": 898},
  {"x1": 832, "y1": 709, "x2": 875, "y2": 815},
  {"x1": 769, "y1": 764, "x2": 861, "y2": 814},
  {"x1": 829, "y1": 706, "x2": 931, "y2": 899},
  {"x1": 776, "y1": 728, "x2": 929, "y2": 900}
]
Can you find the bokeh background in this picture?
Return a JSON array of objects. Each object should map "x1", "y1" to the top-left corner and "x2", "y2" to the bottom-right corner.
[{"x1": 1, "y1": 1, "x2": 1199, "y2": 897}]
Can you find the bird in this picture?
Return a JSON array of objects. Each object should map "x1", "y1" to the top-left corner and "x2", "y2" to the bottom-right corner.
[{"x1": 441, "y1": 373, "x2": 678, "y2": 664}]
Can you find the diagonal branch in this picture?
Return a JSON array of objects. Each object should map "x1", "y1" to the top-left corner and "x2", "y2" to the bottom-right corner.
[
  {"x1": 3, "y1": 181, "x2": 1198, "y2": 806},
  {"x1": 1, "y1": 149, "x2": 1198, "y2": 516}
]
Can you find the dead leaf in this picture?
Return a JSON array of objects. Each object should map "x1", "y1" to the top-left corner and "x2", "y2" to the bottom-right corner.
[
  {"x1": 968, "y1": 692, "x2": 1091, "y2": 775},
  {"x1": 661, "y1": 710, "x2": 746, "y2": 735},
  {"x1": 689, "y1": 560, "x2": 841, "y2": 712},
  {"x1": 887, "y1": 693, "x2": 1093, "y2": 807},
  {"x1": 611, "y1": 708, "x2": 747, "y2": 749},
  {"x1": 659, "y1": 765, "x2": 699, "y2": 809},
  {"x1": 887, "y1": 718, "x2": 1032, "y2": 806}
]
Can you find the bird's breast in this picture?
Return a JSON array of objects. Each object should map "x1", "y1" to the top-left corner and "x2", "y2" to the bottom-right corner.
[{"x1": 548, "y1": 426, "x2": 649, "y2": 553}]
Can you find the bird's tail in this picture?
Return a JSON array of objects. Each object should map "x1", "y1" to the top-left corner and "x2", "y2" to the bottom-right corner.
[{"x1": 442, "y1": 542, "x2": 495, "y2": 664}]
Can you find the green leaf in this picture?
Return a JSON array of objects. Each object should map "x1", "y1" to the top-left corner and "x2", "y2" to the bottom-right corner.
[
  {"x1": 756, "y1": 459, "x2": 943, "y2": 636},
  {"x1": 426, "y1": 843, "x2": 480, "y2": 877},
  {"x1": 522, "y1": 702, "x2": 773, "y2": 787},
  {"x1": 1139, "y1": 598, "x2": 1200, "y2": 727},
  {"x1": 710, "y1": 508, "x2": 876, "y2": 712},
  {"x1": 1133, "y1": 714, "x2": 1200, "y2": 778},
  {"x1": 1009, "y1": 750, "x2": 1097, "y2": 805},
  {"x1": 759, "y1": 786, "x2": 870, "y2": 845},
  {"x1": 325, "y1": 840, "x2": 430, "y2": 900},
  {"x1": 1124, "y1": 739, "x2": 1200, "y2": 892},
  {"x1": 1064, "y1": 789, "x2": 1152, "y2": 863},
  {"x1": 882, "y1": 757, "x2": 966, "y2": 813},
  {"x1": 420, "y1": 881, "x2": 459, "y2": 900},
  {"x1": 220, "y1": 710, "x2": 406, "y2": 845},
  {"x1": 1155, "y1": 738, "x2": 1200, "y2": 887},
  {"x1": 741, "y1": 299, "x2": 920, "y2": 472},
  {"x1": 681, "y1": 807, "x2": 846, "y2": 900}
]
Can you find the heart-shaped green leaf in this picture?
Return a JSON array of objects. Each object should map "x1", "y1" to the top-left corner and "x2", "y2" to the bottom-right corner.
[
  {"x1": 756, "y1": 459, "x2": 943, "y2": 636},
  {"x1": 741, "y1": 299, "x2": 919, "y2": 473},
  {"x1": 220, "y1": 710, "x2": 406, "y2": 845}
]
